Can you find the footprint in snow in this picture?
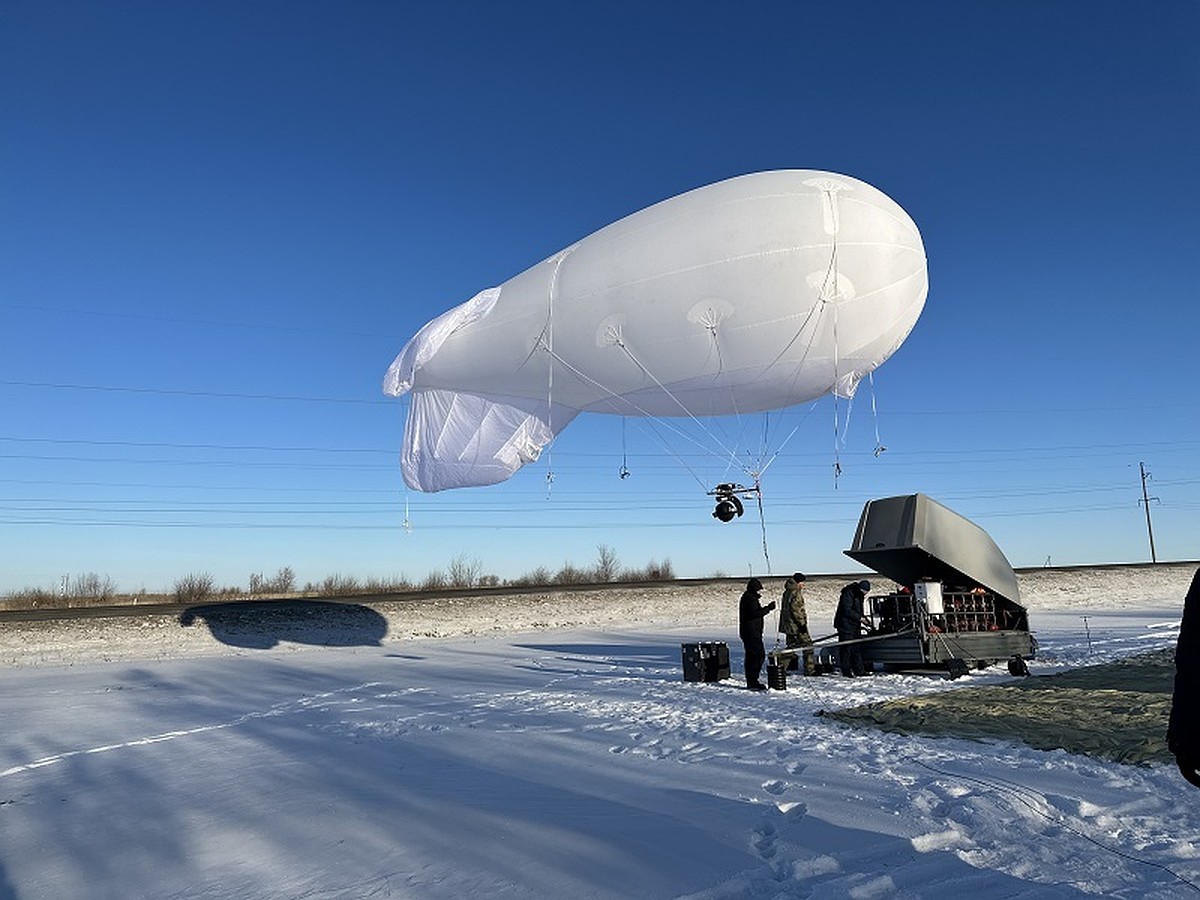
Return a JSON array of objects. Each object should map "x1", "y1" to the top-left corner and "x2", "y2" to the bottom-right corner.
[
  {"x1": 762, "y1": 779, "x2": 789, "y2": 795},
  {"x1": 751, "y1": 820, "x2": 778, "y2": 859}
]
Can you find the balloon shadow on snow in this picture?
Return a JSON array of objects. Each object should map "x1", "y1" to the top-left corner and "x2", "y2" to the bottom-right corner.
[{"x1": 179, "y1": 600, "x2": 388, "y2": 650}]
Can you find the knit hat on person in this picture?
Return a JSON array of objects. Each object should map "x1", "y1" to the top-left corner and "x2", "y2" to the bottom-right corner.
[
  {"x1": 792, "y1": 572, "x2": 806, "y2": 582},
  {"x1": 747, "y1": 577, "x2": 763, "y2": 592}
]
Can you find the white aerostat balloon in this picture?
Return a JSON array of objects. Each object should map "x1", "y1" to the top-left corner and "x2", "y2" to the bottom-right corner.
[{"x1": 384, "y1": 170, "x2": 927, "y2": 492}]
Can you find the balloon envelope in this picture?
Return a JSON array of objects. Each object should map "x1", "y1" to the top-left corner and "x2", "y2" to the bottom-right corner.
[{"x1": 385, "y1": 170, "x2": 927, "y2": 492}]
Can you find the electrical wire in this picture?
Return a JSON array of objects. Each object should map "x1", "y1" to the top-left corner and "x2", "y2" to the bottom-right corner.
[{"x1": 0, "y1": 379, "x2": 388, "y2": 405}]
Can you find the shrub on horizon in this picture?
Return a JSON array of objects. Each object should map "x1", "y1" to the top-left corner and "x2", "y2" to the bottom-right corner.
[
  {"x1": 645, "y1": 558, "x2": 675, "y2": 580},
  {"x1": 69, "y1": 572, "x2": 116, "y2": 602},
  {"x1": 3, "y1": 587, "x2": 57, "y2": 608},
  {"x1": 446, "y1": 554, "x2": 483, "y2": 589},
  {"x1": 318, "y1": 574, "x2": 361, "y2": 596},
  {"x1": 174, "y1": 573, "x2": 215, "y2": 605},
  {"x1": 554, "y1": 563, "x2": 589, "y2": 585},
  {"x1": 508, "y1": 566, "x2": 552, "y2": 587},
  {"x1": 420, "y1": 570, "x2": 447, "y2": 591},
  {"x1": 270, "y1": 566, "x2": 296, "y2": 593},
  {"x1": 365, "y1": 575, "x2": 414, "y2": 593},
  {"x1": 620, "y1": 558, "x2": 675, "y2": 582},
  {"x1": 593, "y1": 544, "x2": 619, "y2": 582},
  {"x1": 250, "y1": 567, "x2": 297, "y2": 595}
]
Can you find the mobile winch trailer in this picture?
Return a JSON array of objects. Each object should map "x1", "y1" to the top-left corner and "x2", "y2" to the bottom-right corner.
[{"x1": 834, "y1": 493, "x2": 1037, "y2": 675}]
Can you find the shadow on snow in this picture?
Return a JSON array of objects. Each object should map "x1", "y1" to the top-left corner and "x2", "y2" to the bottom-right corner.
[{"x1": 178, "y1": 599, "x2": 388, "y2": 649}]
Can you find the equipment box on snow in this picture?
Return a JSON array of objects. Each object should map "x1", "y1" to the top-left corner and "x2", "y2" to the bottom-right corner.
[{"x1": 682, "y1": 642, "x2": 730, "y2": 682}]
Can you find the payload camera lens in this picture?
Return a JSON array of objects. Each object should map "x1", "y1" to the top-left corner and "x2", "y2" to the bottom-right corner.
[
  {"x1": 711, "y1": 484, "x2": 745, "y2": 522},
  {"x1": 713, "y1": 498, "x2": 741, "y2": 522}
]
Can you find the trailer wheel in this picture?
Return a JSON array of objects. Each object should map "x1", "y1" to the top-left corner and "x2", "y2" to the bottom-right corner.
[{"x1": 945, "y1": 658, "x2": 970, "y2": 680}]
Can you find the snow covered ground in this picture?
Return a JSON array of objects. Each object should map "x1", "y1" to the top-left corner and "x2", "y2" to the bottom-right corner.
[{"x1": 2, "y1": 565, "x2": 1199, "y2": 899}]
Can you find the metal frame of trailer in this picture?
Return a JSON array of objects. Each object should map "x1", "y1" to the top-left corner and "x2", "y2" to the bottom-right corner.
[{"x1": 833, "y1": 585, "x2": 1036, "y2": 674}]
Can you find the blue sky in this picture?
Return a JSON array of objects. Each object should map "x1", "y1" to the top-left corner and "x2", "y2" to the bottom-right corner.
[{"x1": 2, "y1": 1, "x2": 1197, "y2": 594}]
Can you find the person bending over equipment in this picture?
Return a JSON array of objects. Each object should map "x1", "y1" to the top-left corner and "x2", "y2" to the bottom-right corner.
[{"x1": 834, "y1": 579, "x2": 872, "y2": 677}]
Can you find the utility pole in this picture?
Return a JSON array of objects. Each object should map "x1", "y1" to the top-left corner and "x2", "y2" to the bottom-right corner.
[{"x1": 1138, "y1": 461, "x2": 1159, "y2": 563}]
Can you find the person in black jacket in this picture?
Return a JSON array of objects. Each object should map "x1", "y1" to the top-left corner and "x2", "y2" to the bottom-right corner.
[
  {"x1": 834, "y1": 579, "x2": 872, "y2": 676},
  {"x1": 1169, "y1": 568, "x2": 1200, "y2": 788},
  {"x1": 738, "y1": 577, "x2": 776, "y2": 690}
]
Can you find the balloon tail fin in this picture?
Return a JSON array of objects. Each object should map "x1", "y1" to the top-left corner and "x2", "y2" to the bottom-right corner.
[{"x1": 402, "y1": 389, "x2": 577, "y2": 492}]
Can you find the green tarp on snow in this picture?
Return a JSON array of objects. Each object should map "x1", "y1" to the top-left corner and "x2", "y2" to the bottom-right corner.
[{"x1": 824, "y1": 650, "x2": 1176, "y2": 765}]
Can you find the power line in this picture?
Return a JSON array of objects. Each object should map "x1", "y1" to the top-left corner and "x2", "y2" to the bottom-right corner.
[
  {"x1": 5, "y1": 378, "x2": 1200, "y2": 421},
  {"x1": 0, "y1": 454, "x2": 398, "y2": 471},
  {"x1": 1, "y1": 446, "x2": 1197, "y2": 474},
  {"x1": 0, "y1": 485, "x2": 1165, "y2": 510},
  {"x1": 4, "y1": 433, "x2": 1197, "y2": 461},
  {"x1": 0, "y1": 500, "x2": 1179, "y2": 530},
  {"x1": 0, "y1": 380, "x2": 391, "y2": 405},
  {"x1": 0, "y1": 301, "x2": 381, "y2": 339},
  {"x1": 0, "y1": 477, "x2": 399, "y2": 494},
  {"x1": 0, "y1": 436, "x2": 393, "y2": 454}
]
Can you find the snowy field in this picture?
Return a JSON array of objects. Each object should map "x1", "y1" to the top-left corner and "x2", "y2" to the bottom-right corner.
[{"x1": 2, "y1": 565, "x2": 1199, "y2": 899}]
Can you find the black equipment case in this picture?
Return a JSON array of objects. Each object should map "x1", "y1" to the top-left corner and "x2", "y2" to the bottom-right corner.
[{"x1": 681, "y1": 642, "x2": 730, "y2": 682}]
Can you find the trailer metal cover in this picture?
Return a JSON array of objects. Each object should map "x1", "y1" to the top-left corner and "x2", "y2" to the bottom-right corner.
[{"x1": 845, "y1": 493, "x2": 1020, "y2": 605}]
